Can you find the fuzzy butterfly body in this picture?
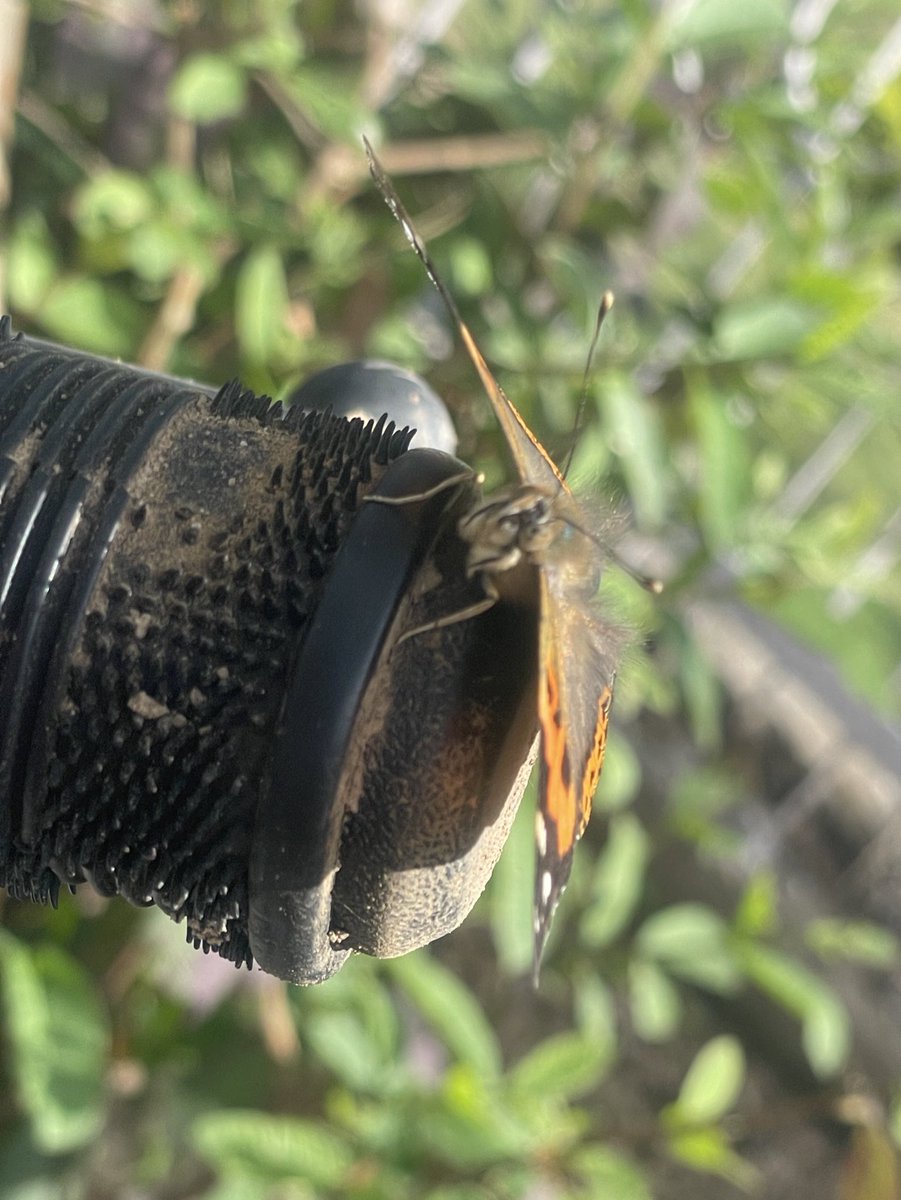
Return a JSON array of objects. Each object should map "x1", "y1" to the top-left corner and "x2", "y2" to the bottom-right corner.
[{"x1": 365, "y1": 140, "x2": 621, "y2": 972}]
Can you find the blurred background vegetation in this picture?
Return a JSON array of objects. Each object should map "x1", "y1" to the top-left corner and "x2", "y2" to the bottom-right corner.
[{"x1": 1, "y1": 0, "x2": 901, "y2": 1197}]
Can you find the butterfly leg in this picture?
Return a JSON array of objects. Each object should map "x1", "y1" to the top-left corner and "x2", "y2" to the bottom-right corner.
[{"x1": 396, "y1": 573, "x2": 499, "y2": 645}]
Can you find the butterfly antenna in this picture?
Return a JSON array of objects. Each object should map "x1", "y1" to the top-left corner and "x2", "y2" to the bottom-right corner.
[
  {"x1": 364, "y1": 137, "x2": 564, "y2": 488},
  {"x1": 562, "y1": 510, "x2": 663, "y2": 594},
  {"x1": 562, "y1": 290, "x2": 615, "y2": 480},
  {"x1": 364, "y1": 137, "x2": 469, "y2": 337},
  {"x1": 608, "y1": 547, "x2": 664, "y2": 594}
]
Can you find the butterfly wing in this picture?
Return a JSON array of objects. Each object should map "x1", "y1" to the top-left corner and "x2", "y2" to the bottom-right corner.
[
  {"x1": 533, "y1": 545, "x2": 618, "y2": 970},
  {"x1": 463, "y1": 342, "x2": 619, "y2": 968},
  {"x1": 457, "y1": 325, "x2": 565, "y2": 493},
  {"x1": 365, "y1": 139, "x2": 622, "y2": 969}
]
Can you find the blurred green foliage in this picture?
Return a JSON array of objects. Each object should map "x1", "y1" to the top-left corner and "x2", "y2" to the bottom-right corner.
[{"x1": 1, "y1": 0, "x2": 901, "y2": 1197}]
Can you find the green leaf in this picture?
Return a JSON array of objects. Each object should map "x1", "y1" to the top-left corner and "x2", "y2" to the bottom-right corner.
[
  {"x1": 489, "y1": 783, "x2": 535, "y2": 976},
  {"x1": 667, "y1": 1036, "x2": 746, "y2": 1126},
  {"x1": 232, "y1": 26, "x2": 305, "y2": 72},
  {"x1": 889, "y1": 1092, "x2": 901, "y2": 1151},
  {"x1": 7, "y1": 213, "x2": 59, "y2": 313},
  {"x1": 425, "y1": 1188, "x2": 494, "y2": 1200},
  {"x1": 235, "y1": 244, "x2": 289, "y2": 366},
  {"x1": 386, "y1": 954, "x2": 502, "y2": 1079},
  {"x1": 39, "y1": 277, "x2": 145, "y2": 356},
  {"x1": 280, "y1": 66, "x2": 370, "y2": 142},
  {"x1": 168, "y1": 54, "x2": 248, "y2": 123},
  {"x1": 734, "y1": 873, "x2": 779, "y2": 938},
  {"x1": 802, "y1": 990, "x2": 852, "y2": 1080},
  {"x1": 572, "y1": 1145, "x2": 652, "y2": 1199},
  {"x1": 151, "y1": 165, "x2": 232, "y2": 237},
  {"x1": 304, "y1": 199, "x2": 369, "y2": 287},
  {"x1": 688, "y1": 376, "x2": 752, "y2": 551},
  {"x1": 508, "y1": 1031, "x2": 612, "y2": 1101},
  {"x1": 302, "y1": 1011, "x2": 393, "y2": 1093},
  {"x1": 629, "y1": 959, "x2": 682, "y2": 1043},
  {"x1": 736, "y1": 941, "x2": 819, "y2": 1012},
  {"x1": 595, "y1": 370, "x2": 670, "y2": 529},
  {"x1": 666, "y1": 0, "x2": 788, "y2": 47},
  {"x1": 291, "y1": 959, "x2": 400, "y2": 1092},
  {"x1": 806, "y1": 918, "x2": 899, "y2": 968},
  {"x1": 417, "y1": 1066, "x2": 531, "y2": 1169},
  {"x1": 636, "y1": 904, "x2": 743, "y2": 993},
  {"x1": 738, "y1": 942, "x2": 850, "y2": 1077},
  {"x1": 192, "y1": 1111, "x2": 353, "y2": 1188},
  {"x1": 592, "y1": 734, "x2": 642, "y2": 813},
  {"x1": 580, "y1": 813, "x2": 649, "y2": 947},
  {"x1": 666, "y1": 1126, "x2": 759, "y2": 1191},
  {"x1": 678, "y1": 634, "x2": 723, "y2": 753},
  {"x1": 126, "y1": 222, "x2": 212, "y2": 286},
  {"x1": 789, "y1": 264, "x2": 888, "y2": 362},
  {"x1": 73, "y1": 170, "x2": 153, "y2": 238},
  {"x1": 711, "y1": 297, "x2": 817, "y2": 361},
  {"x1": 0, "y1": 933, "x2": 108, "y2": 1154},
  {"x1": 450, "y1": 236, "x2": 494, "y2": 298},
  {"x1": 574, "y1": 973, "x2": 618, "y2": 1051},
  {"x1": 0, "y1": 1178, "x2": 68, "y2": 1200}
]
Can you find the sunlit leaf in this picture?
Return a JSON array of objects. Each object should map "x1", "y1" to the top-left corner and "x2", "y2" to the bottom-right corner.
[
  {"x1": 508, "y1": 1031, "x2": 612, "y2": 1101},
  {"x1": 580, "y1": 813, "x2": 649, "y2": 947},
  {"x1": 574, "y1": 974, "x2": 618, "y2": 1053},
  {"x1": 629, "y1": 959, "x2": 683, "y2": 1043},
  {"x1": 488, "y1": 784, "x2": 535, "y2": 976},
  {"x1": 73, "y1": 170, "x2": 153, "y2": 237},
  {"x1": 688, "y1": 374, "x2": 752, "y2": 550},
  {"x1": 803, "y1": 991, "x2": 852, "y2": 1080},
  {"x1": 666, "y1": 1036, "x2": 746, "y2": 1126},
  {"x1": 711, "y1": 297, "x2": 817, "y2": 361},
  {"x1": 169, "y1": 54, "x2": 248, "y2": 123},
  {"x1": 235, "y1": 244, "x2": 290, "y2": 365},
  {"x1": 738, "y1": 942, "x2": 851, "y2": 1077},
  {"x1": 666, "y1": 0, "x2": 788, "y2": 47},
  {"x1": 302, "y1": 1011, "x2": 394, "y2": 1093},
  {"x1": 806, "y1": 919, "x2": 899, "y2": 968},
  {"x1": 594, "y1": 370, "x2": 670, "y2": 528},
  {"x1": 39, "y1": 277, "x2": 144, "y2": 356},
  {"x1": 280, "y1": 66, "x2": 370, "y2": 141},
  {"x1": 192, "y1": 1111, "x2": 353, "y2": 1187},
  {"x1": 416, "y1": 1066, "x2": 531, "y2": 1169},
  {"x1": 7, "y1": 213, "x2": 60, "y2": 313},
  {"x1": 0, "y1": 933, "x2": 108, "y2": 1154},
  {"x1": 592, "y1": 734, "x2": 642, "y2": 813},
  {"x1": 450, "y1": 237, "x2": 495, "y2": 298},
  {"x1": 667, "y1": 1126, "x2": 760, "y2": 1191},
  {"x1": 678, "y1": 633, "x2": 724, "y2": 752},
  {"x1": 734, "y1": 873, "x2": 780, "y2": 938},
  {"x1": 572, "y1": 1144, "x2": 652, "y2": 1199},
  {"x1": 636, "y1": 904, "x2": 743, "y2": 993},
  {"x1": 386, "y1": 954, "x2": 502, "y2": 1079}
]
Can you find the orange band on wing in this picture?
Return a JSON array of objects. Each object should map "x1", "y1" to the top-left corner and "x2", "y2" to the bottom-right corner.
[
  {"x1": 580, "y1": 684, "x2": 613, "y2": 835},
  {"x1": 539, "y1": 658, "x2": 577, "y2": 860}
]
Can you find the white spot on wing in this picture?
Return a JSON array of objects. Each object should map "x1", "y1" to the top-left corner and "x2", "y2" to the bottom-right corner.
[{"x1": 535, "y1": 812, "x2": 548, "y2": 857}]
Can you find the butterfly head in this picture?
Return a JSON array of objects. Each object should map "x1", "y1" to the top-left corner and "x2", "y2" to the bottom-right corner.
[{"x1": 458, "y1": 484, "x2": 562, "y2": 577}]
